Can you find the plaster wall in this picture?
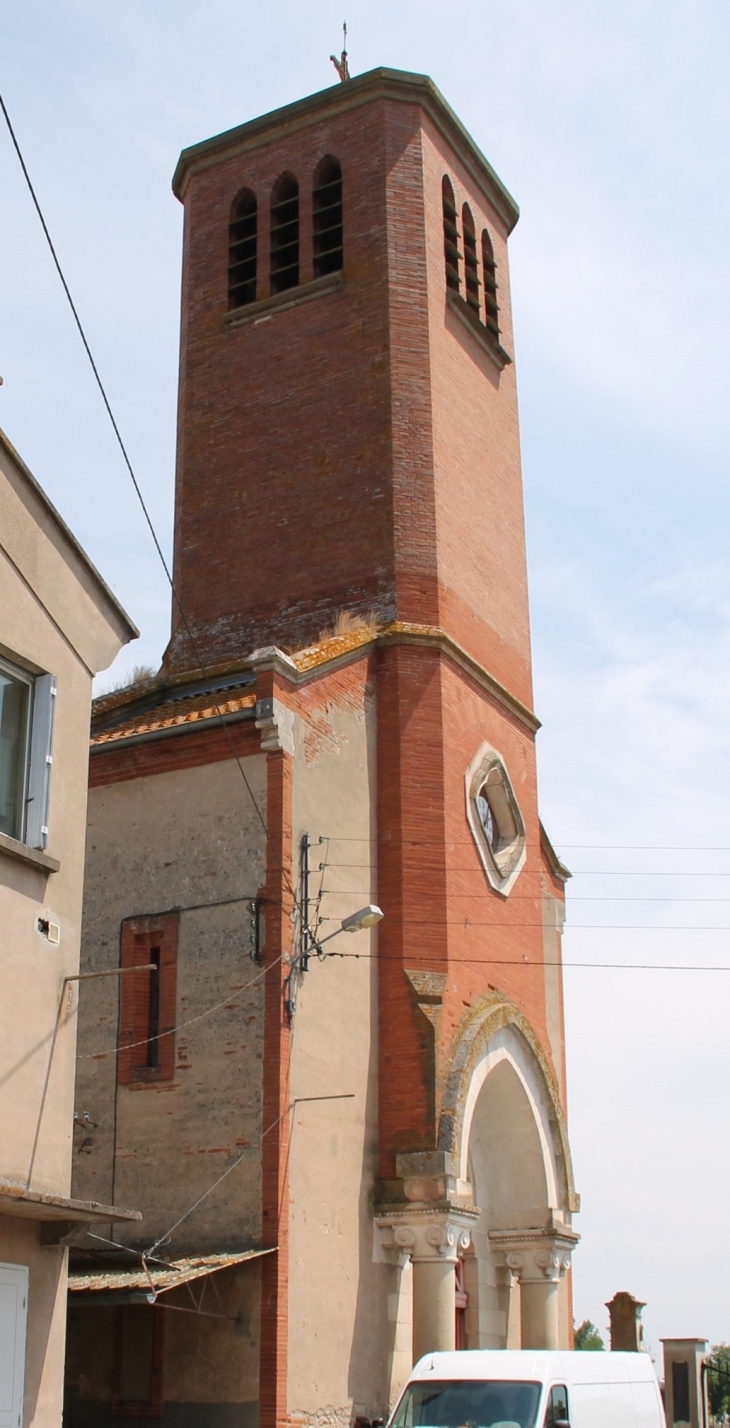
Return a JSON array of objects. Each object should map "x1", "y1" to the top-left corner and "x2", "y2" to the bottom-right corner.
[
  {"x1": 71, "y1": 753, "x2": 267, "y2": 1253},
  {"x1": 285, "y1": 658, "x2": 390, "y2": 1424},
  {"x1": 0, "y1": 449, "x2": 130, "y2": 1195},
  {"x1": 0, "y1": 435, "x2": 133, "y2": 1428},
  {"x1": 0, "y1": 1219, "x2": 67, "y2": 1428}
]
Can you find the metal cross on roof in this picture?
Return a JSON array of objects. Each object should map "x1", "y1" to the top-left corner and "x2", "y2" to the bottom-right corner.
[{"x1": 330, "y1": 21, "x2": 350, "y2": 82}]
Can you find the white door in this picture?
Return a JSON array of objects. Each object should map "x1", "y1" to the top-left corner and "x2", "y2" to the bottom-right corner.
[{"x1": 0, "y1": 1263, "x2": 28, "y2": 1428}]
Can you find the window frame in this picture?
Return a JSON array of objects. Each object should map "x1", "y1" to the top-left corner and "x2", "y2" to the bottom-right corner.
[
  {"x1": 544, "y1": 1385, "x2": 570, "y2": 1428},
  {"x1": 118, "y1": 914, "x2": 179, "y2": 1086},
  {"x1": 0, "y1": 655, "x2": 33, "y2": 844},
  {"x1": 465, "y1": 741, "x2": 526, "y2": 896},
  {"x1": 0, "y1": 654, "x2": 56, "y2": 851}
]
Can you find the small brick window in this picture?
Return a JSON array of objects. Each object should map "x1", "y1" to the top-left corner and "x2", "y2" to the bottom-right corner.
[
  {"x1": 462, "y1": 204, "x2": 480, "y2": 315},
  {"x1": 228, "y1": 188, "x2": 257, "y2": 310},
  {"x1": 270, "y1": 173, "x2": 300, "y2": 295},
  {"x1": 442, "y1": 175, "x2": 460, "y2": 293},
  {"x1": 481, "y1": 228, "x2": 500, "y2": 342},
  {"x1": 112, "y1": 1305, "x2": 164, "y2": 1418},
  {"x1": 118, "y1": 914, "x2": 178, "y2": 1085},
  {"x1": 312, "y1": 156, "x2": 343, "y2": 279}
]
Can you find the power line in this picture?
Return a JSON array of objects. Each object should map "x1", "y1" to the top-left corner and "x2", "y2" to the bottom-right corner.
[
  {"x1": 321, "y1": 951, "x2": 730, "y2": 972},
  {"x1": 76, "y1": 954, "x2": 282, "y2": 1063},
  {"x1": 318, "y1": 917, "x2": 730, "y2": 930},
  {"x1": 0, "y1": 88, "x2": 299, "y2": 914},
  {"x1": 319, "y1": 837, "x2": 730, "y2": 852},
  {"x1": 147, "y1": 1094, "x2": 355, "y2": 1257}
]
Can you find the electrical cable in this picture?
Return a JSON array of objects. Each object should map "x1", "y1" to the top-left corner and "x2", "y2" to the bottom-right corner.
[
  {"x1": 317, "y1": 917, "x2": 730, "y2": 930},
  {"x1": 146, "y1": 1094, "x2": 355, "y2": 1257},
  {"x1": 76, "y1": 952, "x2": 283, "y2": 1062},
  {"x1": 321, "y1": 951, "x2": 730, "y2": 972},
  {"x1": 0, "y1": 88, "x2": 300, "y2": 912}
]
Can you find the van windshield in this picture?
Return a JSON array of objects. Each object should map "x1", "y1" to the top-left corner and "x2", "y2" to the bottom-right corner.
[{"x1": 389, "y1": 1380, "x2": 542, "y2": 1428}]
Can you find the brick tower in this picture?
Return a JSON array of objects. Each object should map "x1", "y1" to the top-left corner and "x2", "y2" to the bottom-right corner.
[{"x1": 69, "y1": 68, "x2": 578, "y2": 1428}]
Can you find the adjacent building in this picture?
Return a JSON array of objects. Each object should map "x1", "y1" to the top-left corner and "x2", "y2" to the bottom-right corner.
[
  {"x1": 66, "y1": 67, "x2": 580, "y2": 1428},
  {"x1": 0, "y1": 428, "x2": 138, "y2": 1427}
]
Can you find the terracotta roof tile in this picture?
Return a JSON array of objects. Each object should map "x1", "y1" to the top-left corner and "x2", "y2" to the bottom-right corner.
[{"x1": 91, "y1": 689, "x2": 256, "y2": 746}]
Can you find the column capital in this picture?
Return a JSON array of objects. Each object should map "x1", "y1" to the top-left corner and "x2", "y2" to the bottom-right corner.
[
  {"x1": 375, "y1": 1206, "x2": 476, "y2": 1265},
  {"x1": 489, "y1": 1221, "x2": 579, "y2": 1283}
]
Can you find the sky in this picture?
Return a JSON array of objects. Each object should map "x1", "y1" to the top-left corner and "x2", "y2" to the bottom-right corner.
[{"x1": 2, "y1": 0, "x2": 730, "y2": 1358}]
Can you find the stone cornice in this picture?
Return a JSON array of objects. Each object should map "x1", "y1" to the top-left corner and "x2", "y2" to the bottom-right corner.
[
  {"x1": 172, "y1": 68, "x2": 520, "y2": 235},
  {"x1": 540, "y1": 821, "x2": 572, "y2": 883},
  {"x1": 91, "y1": 622, "x2": 539, "y2": 751}
]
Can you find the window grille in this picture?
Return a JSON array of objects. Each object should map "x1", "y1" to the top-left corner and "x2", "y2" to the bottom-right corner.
[
  {"x1": 270, "y1": 174, "x2": 300, "y2": 294},
  {"x1": 227, "y1": 189, "x2": 257, "y2": 310},
  {"x1": 312, "y1": 156, "x2": 343, "y2": 279},
  {"x1": 462, "y1": 204, "x2": 480, "y2": 315},
  {"x1": 481, "y1": 228, "x2": 500, "y2": 341},
  {"x1": 442, "y1": 176, "x2": 460, "y2": 293}
]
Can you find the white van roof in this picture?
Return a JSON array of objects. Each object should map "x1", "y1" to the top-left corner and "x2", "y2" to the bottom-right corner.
[{"x1": 410, "y1": 1352, "x2": 659, "y2": 1385}]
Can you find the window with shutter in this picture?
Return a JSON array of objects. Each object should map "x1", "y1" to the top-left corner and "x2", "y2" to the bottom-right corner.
[{"x1": 0, "y1": 656, "x2": 55, "y2": 850}]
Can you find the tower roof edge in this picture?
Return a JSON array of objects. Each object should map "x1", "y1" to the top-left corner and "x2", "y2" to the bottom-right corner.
[{"x1": 171, "y1": 66, "x2": 520, "y2": 233}]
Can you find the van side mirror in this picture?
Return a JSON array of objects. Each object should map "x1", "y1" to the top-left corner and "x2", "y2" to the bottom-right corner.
[{"x1": 553, "y1": 1419, "x2": 571, "y2": 1427}]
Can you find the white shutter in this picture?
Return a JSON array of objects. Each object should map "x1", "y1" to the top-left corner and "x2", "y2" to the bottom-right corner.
[
  {"x1": 25, "y1": 674, "x2": 56, "y2": 850},
  {"x1": 0, "y1": 1263, "x2": 28, "y2": 1428}
]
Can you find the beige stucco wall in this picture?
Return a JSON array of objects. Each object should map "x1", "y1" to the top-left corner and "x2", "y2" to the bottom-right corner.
[
  {"x1": 286, "y1": 665, "x2": 391, "y2": 1424},
  {"x1": 0, "y1": 430, "x2": 134, "y2": 1428}
]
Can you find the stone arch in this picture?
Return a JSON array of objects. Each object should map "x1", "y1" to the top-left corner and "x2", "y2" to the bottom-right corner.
[
  {"x1": 438, "y1": 994, "x2": 578, "y2": 1349},
  {"x1": 438, "y1": 993, "x2": 578, "y2": 1216}
]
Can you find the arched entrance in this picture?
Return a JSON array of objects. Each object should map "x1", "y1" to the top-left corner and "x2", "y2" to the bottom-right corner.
[
  {"x1": 439, "y1": 996, "x2": 579, "y2": 1351},
  {"x1": 375, "y1": 995, "x2": 579, "y2": 1365}
]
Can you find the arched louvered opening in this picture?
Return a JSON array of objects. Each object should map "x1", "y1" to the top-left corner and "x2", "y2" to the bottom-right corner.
[
  {"x1": 228, "y1": 189, "x2": 257, "y2": 310},
  {"x1": 481, "y1": 229, "x2": 500, "y2": 341},
  {"x1": 462, "y1": 204, "x2": 480, "y2": 315},
  {"x1": 270, "y1": 174, "x2": 300, "y2": 295},
  {"x1": 313, "y1": 156, "x2": 343, "y2": 279},
  {"x1": 442, "y1": 176, "x2": 460, "y2": 293}
]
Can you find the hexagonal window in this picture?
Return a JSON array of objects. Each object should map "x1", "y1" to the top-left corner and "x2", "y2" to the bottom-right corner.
[{"x1": 465, "y1": 743, "x2": 526, "y2": 895}]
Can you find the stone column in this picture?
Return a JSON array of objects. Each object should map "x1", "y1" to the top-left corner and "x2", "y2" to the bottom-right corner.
[
  {"x1": 376, "y1": 1211, "x2": 474, "y2": 1363},
  {"x1": 606, "y1": 1292, "x2": 645, "y2": 1351},
  {"x1": 489, "y1": 1225, "x2": 578, "y2": 1351},
  {"x1": 520, "y1": 1275, "x2": 560, "y2": 1351},
  {"x1": 413, "y1": 1256, "x2": 458, "y2": 1360},
  {"x1": 661, "y1": 1339, "x2": 709, "y2": 1428}
]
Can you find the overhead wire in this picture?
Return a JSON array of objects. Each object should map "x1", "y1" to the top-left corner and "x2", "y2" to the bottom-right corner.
[
  {"x1": 76, "y1": 953, "x2": 283, "y2": 1063},
  {"x1": 0, "y1": 87, "x2": 300, "y2": 914}
]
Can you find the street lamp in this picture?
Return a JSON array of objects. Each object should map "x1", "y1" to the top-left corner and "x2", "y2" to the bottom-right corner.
[{"x1": 284, "y1": 905, "x2": 384, "y2": 1021}]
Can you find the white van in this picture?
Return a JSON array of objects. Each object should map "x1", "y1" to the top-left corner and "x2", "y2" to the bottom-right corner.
[{"x1": 387, "y1": 1351, "x2": 665, "y2": 1428}]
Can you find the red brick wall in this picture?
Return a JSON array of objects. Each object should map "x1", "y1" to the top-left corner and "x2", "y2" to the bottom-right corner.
[
  {"x1": 168, "y1": 97, "x2": 395, "y2": 673},
  {"x1": 375, "y1": 640, "x2": 560, "y2": 1177},
  {"x1": 167, "y1": 89, "x2": 532, "y2": 697}
]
